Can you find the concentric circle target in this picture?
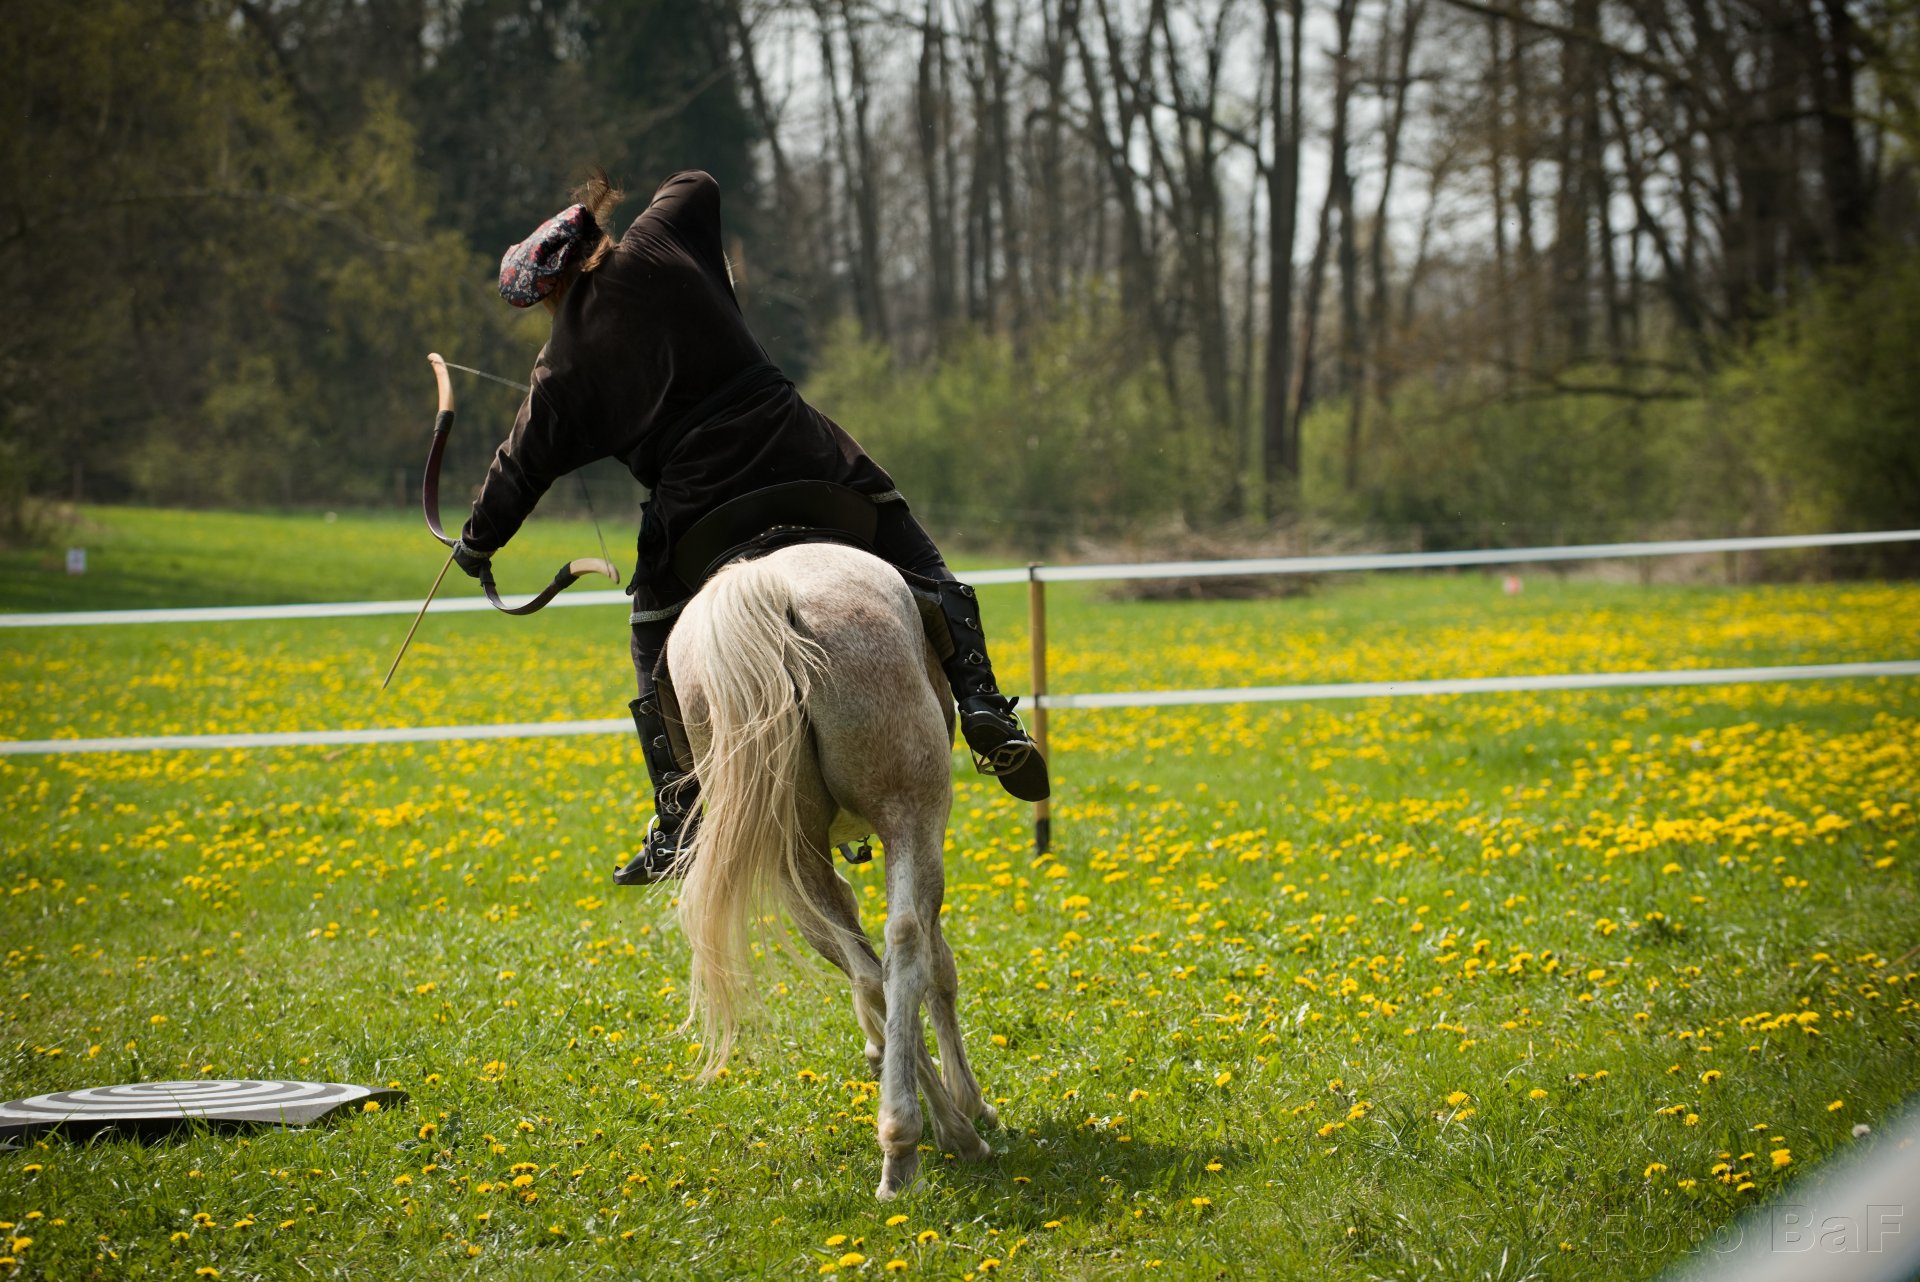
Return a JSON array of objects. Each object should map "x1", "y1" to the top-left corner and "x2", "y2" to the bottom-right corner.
[{"x1": 0, "y1": 1079, "x2": 404, "y2": 1142}]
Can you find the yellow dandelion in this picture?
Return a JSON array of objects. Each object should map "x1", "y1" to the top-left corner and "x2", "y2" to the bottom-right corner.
[{"x1": 839, "y1": 1253, "x2": 867, "y2": 1267}]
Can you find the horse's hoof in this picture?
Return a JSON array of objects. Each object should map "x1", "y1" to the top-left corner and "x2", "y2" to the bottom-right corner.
[
  {"x1": 954, "y1": 1132, "x2": 993, "y2": 1163},
  {"x1": 977, "y1": 1102, "x2": 1001, "y2": 1130},
  {"x1": 876, "y1": 1151, "x2": 920, "y2": 1200}
]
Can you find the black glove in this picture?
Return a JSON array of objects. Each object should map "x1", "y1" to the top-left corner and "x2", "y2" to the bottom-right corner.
[{"x1": 451, "y1": 539, "x2": 493, "y2": 580}]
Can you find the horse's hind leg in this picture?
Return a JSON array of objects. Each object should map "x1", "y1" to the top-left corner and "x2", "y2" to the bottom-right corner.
[
  {"x1": 784, "y1": 842, "x2": 976, "y2": 1117},
  {"x1": 873, "y1": 813, "x2": 989, "y2": 1198},
  {"x1": 780, "y1": 841, "x2": 887, "y2": 1073},
  {"x1": 927, "y1": 926, "x2": 999, "y2": 1131}
]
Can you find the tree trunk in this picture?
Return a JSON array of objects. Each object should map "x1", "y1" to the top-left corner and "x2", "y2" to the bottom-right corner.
[
  {"x1": 1486, "y1": 9, "x2": 1514, "y2": 376},
  {"x1": 1366, "y1": 0, "x2": 1425, "y2": 404},
  {"x1": 837, "y1": 0, "x2": 891, "y2": 345},
  {"x1": 1037, "y1": 0, "x2": 1081, "y2": 304},
  {"x1": 1256, "y1": 0, "x2": 1303, "y2": 516},
  {"x1": 980, "y1": 0, "x2": 1027, "y2": 349},
  {"x1": 1327, "y1": 0, "x2": 1362, "y2": 490},
  {"x1": 1811, "y1": 0, "x2": 1869, "y2": 262},
  {"x1": 1548, "y1": 0, "x2": 1599, "y2": 359},
  {"x1": 915, "y1": 0, "x2": 956, "y2": 347},
  {"x1": 811, "y1": 0, "x2": 859, "y2": 326}
]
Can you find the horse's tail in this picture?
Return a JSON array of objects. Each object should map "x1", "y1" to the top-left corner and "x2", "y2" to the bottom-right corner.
[{"x1": 674, "y1": 555, "x2": 826, "y2": 1076}]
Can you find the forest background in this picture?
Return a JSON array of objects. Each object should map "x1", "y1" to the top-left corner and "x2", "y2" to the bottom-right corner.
[{"x1": 4, "y1": 0, "x2": 1917, "y2": 559}]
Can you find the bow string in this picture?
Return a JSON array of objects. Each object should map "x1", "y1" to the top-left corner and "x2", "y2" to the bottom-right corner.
[{"x1": 422, "y1": 352, "x2": 620, "y2": 614}]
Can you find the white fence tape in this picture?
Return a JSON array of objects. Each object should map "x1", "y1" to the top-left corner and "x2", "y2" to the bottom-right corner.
[
  {"x1": 0, "y1": 719, "x2": 630, "y2": 757},
  {"x1": 3, "y1": 528, "x2": 1914, "y2": 629},
  {"x1": 1034, "y1": 660, "x2": 1920, "y2": 710},
  {"x1": 0, "y1": 590, "x2": 632, "y2": 630},
  {"x1": 4, "y1": 661, "x2": 1914, "y2": 757},
  {"x1": 1024, "y1": 528, "x2": 1920, "y2": 583}
]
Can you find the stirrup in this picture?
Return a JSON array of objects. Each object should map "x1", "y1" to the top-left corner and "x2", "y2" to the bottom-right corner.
[
  {"x1": 969, "y1": 737, "x2": 1036, "y2": 779},
  {"x1": 613, "y1": 816, "x2": 688, "y2": 887},
  {"x1": 959, "y1": 698, "x2": 1050, "y2": 801}
]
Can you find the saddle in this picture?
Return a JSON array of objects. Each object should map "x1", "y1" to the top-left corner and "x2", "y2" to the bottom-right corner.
[{"x1": 668, "y1": 480, "x2": 883, "y2": 592}]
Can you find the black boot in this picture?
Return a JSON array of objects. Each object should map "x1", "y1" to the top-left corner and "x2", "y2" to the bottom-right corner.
[
  {"x1": 613, "y1": 693, "x2": 700, "y2": 886},
  {"x1": 935, "y1": 580, "x2": 1050, "y2": 802}
]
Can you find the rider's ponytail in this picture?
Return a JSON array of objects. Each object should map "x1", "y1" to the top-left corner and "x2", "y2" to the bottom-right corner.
[{"x1": 572, "y1": 167, "x2": 625, "y2": 275}]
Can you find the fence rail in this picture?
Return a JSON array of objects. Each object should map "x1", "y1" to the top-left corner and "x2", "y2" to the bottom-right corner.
[
  {"x1": 3, "y1": 661, "x2": 1913, "y2": 758},
  {"x1": 3, "y1": 528, "x2": 1915, "y2": 628},
  {"x1": 4, "y1": 528, "x2": 1916, "y2": 855}
]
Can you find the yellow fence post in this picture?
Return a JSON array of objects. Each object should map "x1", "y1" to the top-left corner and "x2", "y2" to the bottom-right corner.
[{"x1": 1028, "y1": 563, "x2": 1051, "y2": 854}]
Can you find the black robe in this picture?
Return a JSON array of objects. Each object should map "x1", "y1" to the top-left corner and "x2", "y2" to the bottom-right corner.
[{"x1": 459, "y1": 171, "x2": 895, "y2": 596}]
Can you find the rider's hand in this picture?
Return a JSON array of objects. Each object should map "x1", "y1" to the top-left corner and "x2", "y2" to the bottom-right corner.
[{"x1": 451, "y1": 539, "x2": 493, "y2": 580}]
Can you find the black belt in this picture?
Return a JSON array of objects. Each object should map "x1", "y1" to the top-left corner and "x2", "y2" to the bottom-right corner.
[{"x1": 628, "y1": 361, "x2": 789, "y2": 487}]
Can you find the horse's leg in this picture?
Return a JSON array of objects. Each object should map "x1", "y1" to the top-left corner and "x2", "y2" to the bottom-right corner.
[
  {"x1": 872, "y1": 812, "x2": 988, "y2": 1198},
  {"x1": 926, "y1": 927, "x2": 999, "y2": 1132},
  {"x1": 781, "y1": 841, "x2": 887, "y2": 1074},
  {"x1": 915, "y1": 641, "x2": 999, "y2": 1132},
  {"x1": 784, "y1": 848, "x2": 959, "y2": 1100}
]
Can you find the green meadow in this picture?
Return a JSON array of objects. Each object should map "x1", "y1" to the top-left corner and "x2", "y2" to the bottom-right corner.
[{"x1": 1, "y1": 508, "x2": 1916, "y2": 1280}]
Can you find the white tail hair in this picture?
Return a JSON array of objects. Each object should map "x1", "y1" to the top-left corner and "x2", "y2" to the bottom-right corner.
[{"x1": 673, "y1": 555, "x2": 827, "y2": 1074}]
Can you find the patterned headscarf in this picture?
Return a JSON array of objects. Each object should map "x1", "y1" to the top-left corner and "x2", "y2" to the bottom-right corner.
[{"x1": 498, "y1": 204, "x2": 600, "y2": 307}]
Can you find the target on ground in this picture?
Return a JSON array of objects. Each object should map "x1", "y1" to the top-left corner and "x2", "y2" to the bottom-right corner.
[{"x1": 0, "y1": 1079, "x2": 407, "y2": 1143}]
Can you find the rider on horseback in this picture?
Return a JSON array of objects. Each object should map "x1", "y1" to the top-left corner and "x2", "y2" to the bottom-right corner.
[{"x1": 450, "y1": 169, "x2": 1048, "y2": 885}]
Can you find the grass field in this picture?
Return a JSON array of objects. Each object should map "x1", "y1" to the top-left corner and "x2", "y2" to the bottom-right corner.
[{"x1": 2, "y1": 508, "x2": 1917, "y2": 1280}]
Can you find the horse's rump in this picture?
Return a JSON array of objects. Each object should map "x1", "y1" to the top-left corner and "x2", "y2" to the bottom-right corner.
[{"x1": 668, "y1": 542, "x2": 952, "y2": 1069}]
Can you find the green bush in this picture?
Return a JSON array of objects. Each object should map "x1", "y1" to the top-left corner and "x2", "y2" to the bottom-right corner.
[
  {"x1": 803, "y1": 301, "x2": 1212, "y2": 550},
  {"x1": 1299, "y1": 375, "x2": 1685, "y2": 549},
  {"x1": 1716, "y1": 245, "x2": 1920, "y2": 544}
]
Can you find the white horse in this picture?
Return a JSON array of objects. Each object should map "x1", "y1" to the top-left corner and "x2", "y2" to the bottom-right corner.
[{"x1": 666, "y1": 541, "x2": 998, "y2": 1198}]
